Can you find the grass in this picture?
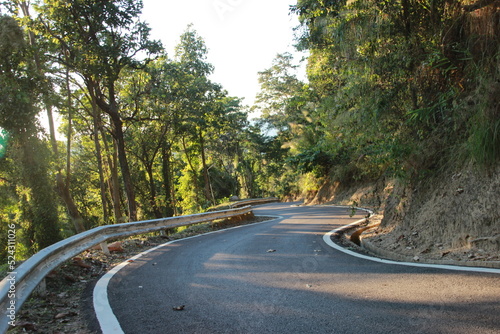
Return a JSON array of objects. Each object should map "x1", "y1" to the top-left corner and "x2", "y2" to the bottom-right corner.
[{"x1": 469, "y1": 117, "x2": 500, "y2": 166}]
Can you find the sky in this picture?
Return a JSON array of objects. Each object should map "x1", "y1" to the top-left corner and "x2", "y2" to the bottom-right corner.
[{"x1": 140, "y1": 0, "x2": 307, "y2": 106}]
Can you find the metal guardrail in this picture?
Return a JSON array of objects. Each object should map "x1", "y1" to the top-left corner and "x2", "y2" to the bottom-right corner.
[
  {"x1": 229, "y1": 197, "x2": 280, "y2": 208},
  {"x1": 0, "y1": 205, "x2": 252, "y2": 333}
]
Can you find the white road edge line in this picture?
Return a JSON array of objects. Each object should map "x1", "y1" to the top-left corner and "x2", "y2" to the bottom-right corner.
[
  {"x1": 322, "y1": 206, "x2": 500, "y2": 274},
  {"x1": 93, "y1": 215, "x2": 283, "y2": 334},
  {"x1": 94, "y1": 205, "x2": 499, "y2": 334}
]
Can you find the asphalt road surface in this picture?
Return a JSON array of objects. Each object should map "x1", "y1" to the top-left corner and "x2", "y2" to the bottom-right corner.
[{"x1": 100, "y1": 202, "x2": 500, "y2": 333}]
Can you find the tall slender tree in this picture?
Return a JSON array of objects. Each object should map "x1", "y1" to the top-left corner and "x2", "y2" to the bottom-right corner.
[
  {"x1": 172, "y1": 27, "x2": 226, "y2": 206},
  {"x1": 35, "y1": 0, "x2": 163, "y2": 221}
]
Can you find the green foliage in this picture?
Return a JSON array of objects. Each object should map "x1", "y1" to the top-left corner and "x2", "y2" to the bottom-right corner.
[
  {"x1": 34, "y1": 0, "x2": 163, "y2": 80},
  {"x1": 0, "y1": 13, "x2": 60, "y2": 256},
  {"x1": 0, "y1": 128, "x2": 8, "y2": 158},
  {"x1": 252, "y1": 0, "x2": 500, "y2": 199},
  {"x1": 14, "y1": 134, "x2": 62, "y2": 251},
  {"x1": 469, "y1": 117, "x2": 500, "y2": 166},
  {"x1": 287, "y1": 148, "x2": 332, "y2": 176},
  {"x1": 0, "y1": 15, "x2": 40, "y2": 132},
  {"x1": 467, "y1": 77, "x2": 500, "y2": 166},
  {"x1": 176, "y1": 167, "x2": 204, "y2": 214},
  {"x1": 296, "y1": 171, "x2": 323, "y2": 198}
]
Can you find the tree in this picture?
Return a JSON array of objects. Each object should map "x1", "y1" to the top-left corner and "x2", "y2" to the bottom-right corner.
[
  {"x1": 287, "y1": 0, "x2": 500, "y2": 188},
  {"x1": 172, "y1": 26, "x2": 226, "y2": 208},
  {"x1": 119, "y1": 64, "x2": 172, "y2": 218},
  {"x1": 0, "y1": 15, "x2": 60, "y2": 250},
  {"x1": 253, "y1": 52, "x2": 305, "y2": 134},
  {"x1": 1, "y1": 0, "x2": 89, "y2": 233},
  {"x1": 35, "y1": 0, "x2": 163, "y2": 221}
]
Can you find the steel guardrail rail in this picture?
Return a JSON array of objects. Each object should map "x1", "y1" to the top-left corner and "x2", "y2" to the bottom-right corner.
[
  {"x1": 0, "y1": 205, "x2": 252, "y2": 333},
  {"x1": 229, "y1": 197, "x2": 280, "y2": 208}
]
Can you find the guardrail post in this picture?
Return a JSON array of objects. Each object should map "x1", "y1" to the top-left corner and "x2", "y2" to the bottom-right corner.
[
  {"x1": 33, "y1": 278, "x2": 47, "y2": 297},
  {"x1": 100, "y1": 241, "x2": 110, "y2": 255}
]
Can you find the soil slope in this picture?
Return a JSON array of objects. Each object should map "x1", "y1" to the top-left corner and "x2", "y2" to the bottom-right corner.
[{"x1": 305, "y1": 162, "x2": 500, "y2": 264}]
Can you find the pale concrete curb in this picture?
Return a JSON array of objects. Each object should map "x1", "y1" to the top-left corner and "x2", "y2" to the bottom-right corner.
[{"x1": 320, "y1": 205, "x2": 500, "y2": 272}]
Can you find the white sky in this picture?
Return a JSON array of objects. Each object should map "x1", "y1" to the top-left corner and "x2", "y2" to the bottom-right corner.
[{"x1": 141, "y1": 0, "x2": 307, "y2": 106}]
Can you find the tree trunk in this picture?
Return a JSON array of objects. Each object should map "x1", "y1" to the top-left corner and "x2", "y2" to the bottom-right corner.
[
  {"x1": 89, "y1": 79, "x2": 137, "y2": 222},
  {"x1": 145, "y1": 163, "x2": 162, "y2": 218},
  {"x1": 110, "y1": 114, "x2": 137, "y2": 221},
  {"x1": 199, "y1": 129, "x2": 215, "y2": 205},
  {"x1": 92, "y1": 102, "x2": 109, "y2": 223},
  {"x1": 65, "y1": 66, "x2": 72, "y2": 185},
  {"x1": 62, "y1": 66, "x2": 86, "y2": 233},
  {"x1": 161, "y1": 142, "x2": 175, "y2": 217},
  {"x1": 181, "y1": 136, "x2": 202, "y2": 206},
  {"x1": 110, "y1": 144, "x2": 124, "y2": 222},
  {"x1": 50, "y1": 83, "x2": 85, "y2": 233},
  {"x1": 401, "y1": 0, "x2": 412, "y2": 38},
  {"x1": 101, "y1": 128, "x2": 124, "y2": 223},
  {"x1": 45, "y1": 102, "x2": 58, "y2": 153}
]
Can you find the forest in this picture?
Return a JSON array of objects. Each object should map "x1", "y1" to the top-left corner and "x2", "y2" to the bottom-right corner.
[{"x1": 1, "y1": 0, "x2": 499, "y2": 263}]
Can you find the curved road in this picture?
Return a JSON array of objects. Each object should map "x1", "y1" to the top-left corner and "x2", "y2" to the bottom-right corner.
[{"x1": 96, "y1": 203, "x2": 500, "y2": 333}]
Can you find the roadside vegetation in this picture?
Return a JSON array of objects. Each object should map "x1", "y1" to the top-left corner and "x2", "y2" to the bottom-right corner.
[
  {"x1": 0, "y1": 1, "x2": 289, "y2": 264},
  {"x1": 1, "y1": 0, "x2": 499, "y2": 266}
]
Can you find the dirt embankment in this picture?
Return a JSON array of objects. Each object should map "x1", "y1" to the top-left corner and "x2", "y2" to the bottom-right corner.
[{"x1": 305, "y1": 162, "x2": 500, "y2": 264}]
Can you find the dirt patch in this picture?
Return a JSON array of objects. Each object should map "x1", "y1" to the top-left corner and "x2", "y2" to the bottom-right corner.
[
  {"x1": 367, "y1": 161, "x2": 500, "y2": 264},
  {"x1": 7, "y1": 215, "x2": 275, "y2": 334},
  {"x1": 305, "y1": 176, "x2": 391, "y2": 209},
  {"x1": 362, "y1": 226, "x2": 500, "y2": 264},
  {"x1": 313, "y1": 161, "x2": 500, "y2": 266}
]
